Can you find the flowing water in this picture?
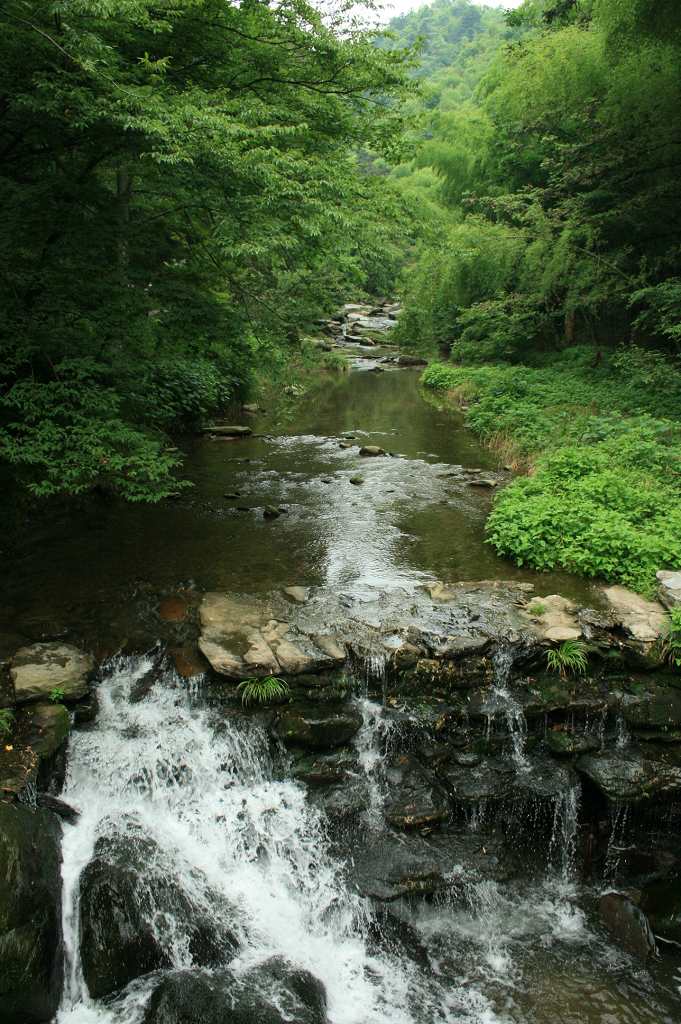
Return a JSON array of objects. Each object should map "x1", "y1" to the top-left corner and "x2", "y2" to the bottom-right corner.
[{"x1": 5, "y1": 349, "x2": 680, "y2": 1022}]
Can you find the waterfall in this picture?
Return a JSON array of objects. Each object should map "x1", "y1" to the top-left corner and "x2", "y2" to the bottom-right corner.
[
  {"x1": 354, "y1": 698, "x2": 397, "y2": 830},
  {"x1": 56, "y1": 655, "x2": 497, "y2": 1024},
  {"x1": 487, "y1": 647, "x2": 530, "y2": 772},
  {"x1": 548, "y1": 783, "x2": 580, "y2": 883}
]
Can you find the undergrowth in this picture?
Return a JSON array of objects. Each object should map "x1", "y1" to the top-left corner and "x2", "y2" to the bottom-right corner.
[{"x1": 422, "y1": 347, "x2": 681, "y2": 594}]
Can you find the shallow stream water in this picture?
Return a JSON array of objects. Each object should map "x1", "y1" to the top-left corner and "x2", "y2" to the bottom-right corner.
[{"x1": 3, "y1": 363, "x2": 595, "y2": 649}]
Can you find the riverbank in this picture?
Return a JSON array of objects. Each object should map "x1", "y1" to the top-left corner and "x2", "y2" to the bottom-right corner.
[{"x1": 422, "y1": 347, "x2": 681, "y2": 595}]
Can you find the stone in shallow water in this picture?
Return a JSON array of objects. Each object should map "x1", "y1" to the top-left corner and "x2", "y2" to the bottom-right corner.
[{"x1": 10, "y1": 642, "x2": 93, "y2": 704}]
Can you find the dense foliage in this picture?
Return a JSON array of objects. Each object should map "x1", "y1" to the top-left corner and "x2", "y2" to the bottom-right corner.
[
  {"x1": 0, "y1": 0, "x2": 412, "y2": 500},
  {"x1": 395, "y1": 0, "x2": 681, "y2": 592}
]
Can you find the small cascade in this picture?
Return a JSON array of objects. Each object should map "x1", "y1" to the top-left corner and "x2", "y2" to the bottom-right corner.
[
  {"x1": 548, "y1": 783, "x2": 580, "y2": 882},
  {"x1": 353, "y1": 697, "x2": 397, "y2": 829},
  {"x1": 603, "y1": 802, "x2": 631, "y2": 881},
  {"x1": 486, "y1": 647, "x2": 530, "y2": 773},
  {"x1": 56, "y1": 656, "x2": 426, "y2": 1024},
  {"x1": 615, "y1": 712, "x2": 631, "y2": 750}
]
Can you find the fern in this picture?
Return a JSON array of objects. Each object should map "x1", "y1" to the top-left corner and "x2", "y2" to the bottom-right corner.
[
  {"x1": 546, "y1": 640, "x2": 588, "y2": 679},
  {"x1": 659, "y1": 608, "x2": 681, "y2": 669},
  {"x1": 237, "y1": 676, "x2": 290, "y2": 708}
]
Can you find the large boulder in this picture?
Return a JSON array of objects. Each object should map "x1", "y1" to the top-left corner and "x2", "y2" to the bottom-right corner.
[
  {"x1": 622, "y1": 684, "x2": 681, "y2": 735},
  {"x1": 0, "y1": 802, "x2": 63, "y2": 1024},
  {"x1": 10, "y1": 642, "x2": 93, "y2": 704},
  {"x1": 144, "y1": 958, "x2": 327, "y2": 1024},
  {"x1": 272, "y1": 706, "x2": 362, "y2": 750},
  {"x1": 80, "y1": 824, "x2": 239, "y2": 999}
]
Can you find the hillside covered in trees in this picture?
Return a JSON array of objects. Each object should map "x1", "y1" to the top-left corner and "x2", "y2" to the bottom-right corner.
[
  {"x1": 388, "y1": 0, "x2": 681, "y2": 593},
  {"x1": 2, "y1": 0, "x2": 681, "y2": 593}
]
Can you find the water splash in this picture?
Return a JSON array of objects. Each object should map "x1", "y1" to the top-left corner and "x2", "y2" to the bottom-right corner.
[
  {"x1": 56, "y1": 656, "x2": 497, "y2": 1024},
  {"x1": 486, "y1": 648, "x2": 530, "y2": 773},
  {"x1": 548, "y1": 784, "x2": 580, "y2": 882}
]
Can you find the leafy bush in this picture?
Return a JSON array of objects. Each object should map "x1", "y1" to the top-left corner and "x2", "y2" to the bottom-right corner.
[
  {"x1": 237, "y1": 676, "x2": 290, "y2": 708},
  {"x1": 49, "y1": 687, "x2": 65, "y2": 704},
  {"x1": 546, "y1": 640, "x2": 588, "y2": 679},
  {"x1": 0, "y1": 708, "x2": 14, "y2": 740},
  {"x1": 422, "y1": 353, "x2": 681, "y2": 593}
]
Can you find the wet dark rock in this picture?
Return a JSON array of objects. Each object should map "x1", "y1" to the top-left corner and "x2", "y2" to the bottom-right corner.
[
  {"x1": 468, "y1": 478, "x2": 496, "y2": 488},
  {"x1": 0, "y1": 701, "x2": 70, "y2": 799},
  {"x1": 0, "y1": 801, "x2": 63, "y2": 1024},
  {"x1": 36, "y1": 792, "x2": 80, "y2": 824},
  {"x1": 384, "y1": 755, "x2": 450, "y2": 830},
  {"x1": 359, "y1": 445, "x2": 386, "y2": 457},
  {"x1": 599, "y1": 891, "x2": 657, "y2": 960},
  {"x1": 441, "y1": 757, "x2": 516, "y2": 806},
  {"x1": 349, "y1": 476, "x2": 364, "y2": 485},
  {"x1": 73, "y1": 690, "x2": 100, "y2": 725},
  {"x1": 367, "y1": 907, "x2": 431, "y2": 967},
  {"x1": 144, "y1": 958, "x2": 327, "y2": 1024},
  {"x1": 263, "y1": 506, "x2": 281, "y2": 519},
  {"x1": 80, "y1": 825, "x2": 239, "y2": 998},
  {"x1": 272, "y1": 705, "x2": 362, "y2": 750},
  {"x1": 577, "y1": 749, "x2": 681, "y2": 803},
  {"x1": 292, "y1": 749, "x2": 359, "y2": 785},
  {"x1": 350, "y1": 827, "x2": 516, "y2": 901},
  {"x1": 622, "y1": 685, "x2": 681, "y2": 734},
  {"x1": 545, "y1": 728, "x2": 601, "y2": 756},
  {"x1": 640, "y1": 875, "x2": 681, "y2": 944}
]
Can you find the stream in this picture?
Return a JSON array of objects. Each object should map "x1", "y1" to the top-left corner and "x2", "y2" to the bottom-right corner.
[{"x1": 4, "y1": 328, "x2": 681, "y2": 1024}]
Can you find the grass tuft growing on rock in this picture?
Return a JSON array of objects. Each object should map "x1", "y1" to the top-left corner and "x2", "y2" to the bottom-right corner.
[{"x1": 237, "y1": 676, "x2": 290, "y2": 708}]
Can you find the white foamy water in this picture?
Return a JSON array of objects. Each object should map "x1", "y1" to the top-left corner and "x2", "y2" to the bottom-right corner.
[{"x1": 56, "y1": 656, "x2": 501, "y2": 1024}]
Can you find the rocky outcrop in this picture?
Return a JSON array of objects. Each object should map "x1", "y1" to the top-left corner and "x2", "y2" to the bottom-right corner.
[
  {"x1": 10, "y1": 642, "x2": 93, "y2": 704},
  {"x1": 80, "y1": 823, "x2": 239, "y2": 998},
  {"x1": 602, "y1": 586, "x2": 667, "y2": 653},
  {"x1": 201, "y1": 425, "x2": 252, "y2": 437},
  {"x1": 0, "y1": 801, "x2": 63, "y2": 1024}
]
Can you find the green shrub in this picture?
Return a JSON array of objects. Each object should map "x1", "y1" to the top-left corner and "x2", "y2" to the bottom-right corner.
[
  {"x1": 527, "y1": 601, "x2": 547, "y2": 616},
  {"x1": 659, "y1": 608, "x2": 681, "y2": 668},
  {"x1": 49, "y1": 687, "x2": 65, "y2": 704},
  {"x1": 0, "y1": 708, "x2": 14, "y2": 740},
  {"x1": 237, "y1": 676, "x2": 290, "y2": 707},
  {"x1": 546, "y1": 640, "x2": 588, "y2": 679},
  {"x1": 423, "y1": 354, "x2": 681, "y2": 593}
]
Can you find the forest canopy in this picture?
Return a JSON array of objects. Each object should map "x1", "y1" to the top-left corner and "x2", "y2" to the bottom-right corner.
[{"x1": 0, "y1": 0, "x2": 413, "y2": 500}]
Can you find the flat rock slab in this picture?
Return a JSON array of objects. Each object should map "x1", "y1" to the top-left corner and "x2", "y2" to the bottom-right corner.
[
  {"x1": 602, "y1": 586, "x2": 666, "y2": 644},
  {"x1": 10, "y1": 642, "x2": 93, "y2": 704},
  {"x1": 526, "y1": 594, "x2": 582, "y2": 642},
  {"x1": 198, "y1": 592, "x2": 345, "y2": 680}
]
